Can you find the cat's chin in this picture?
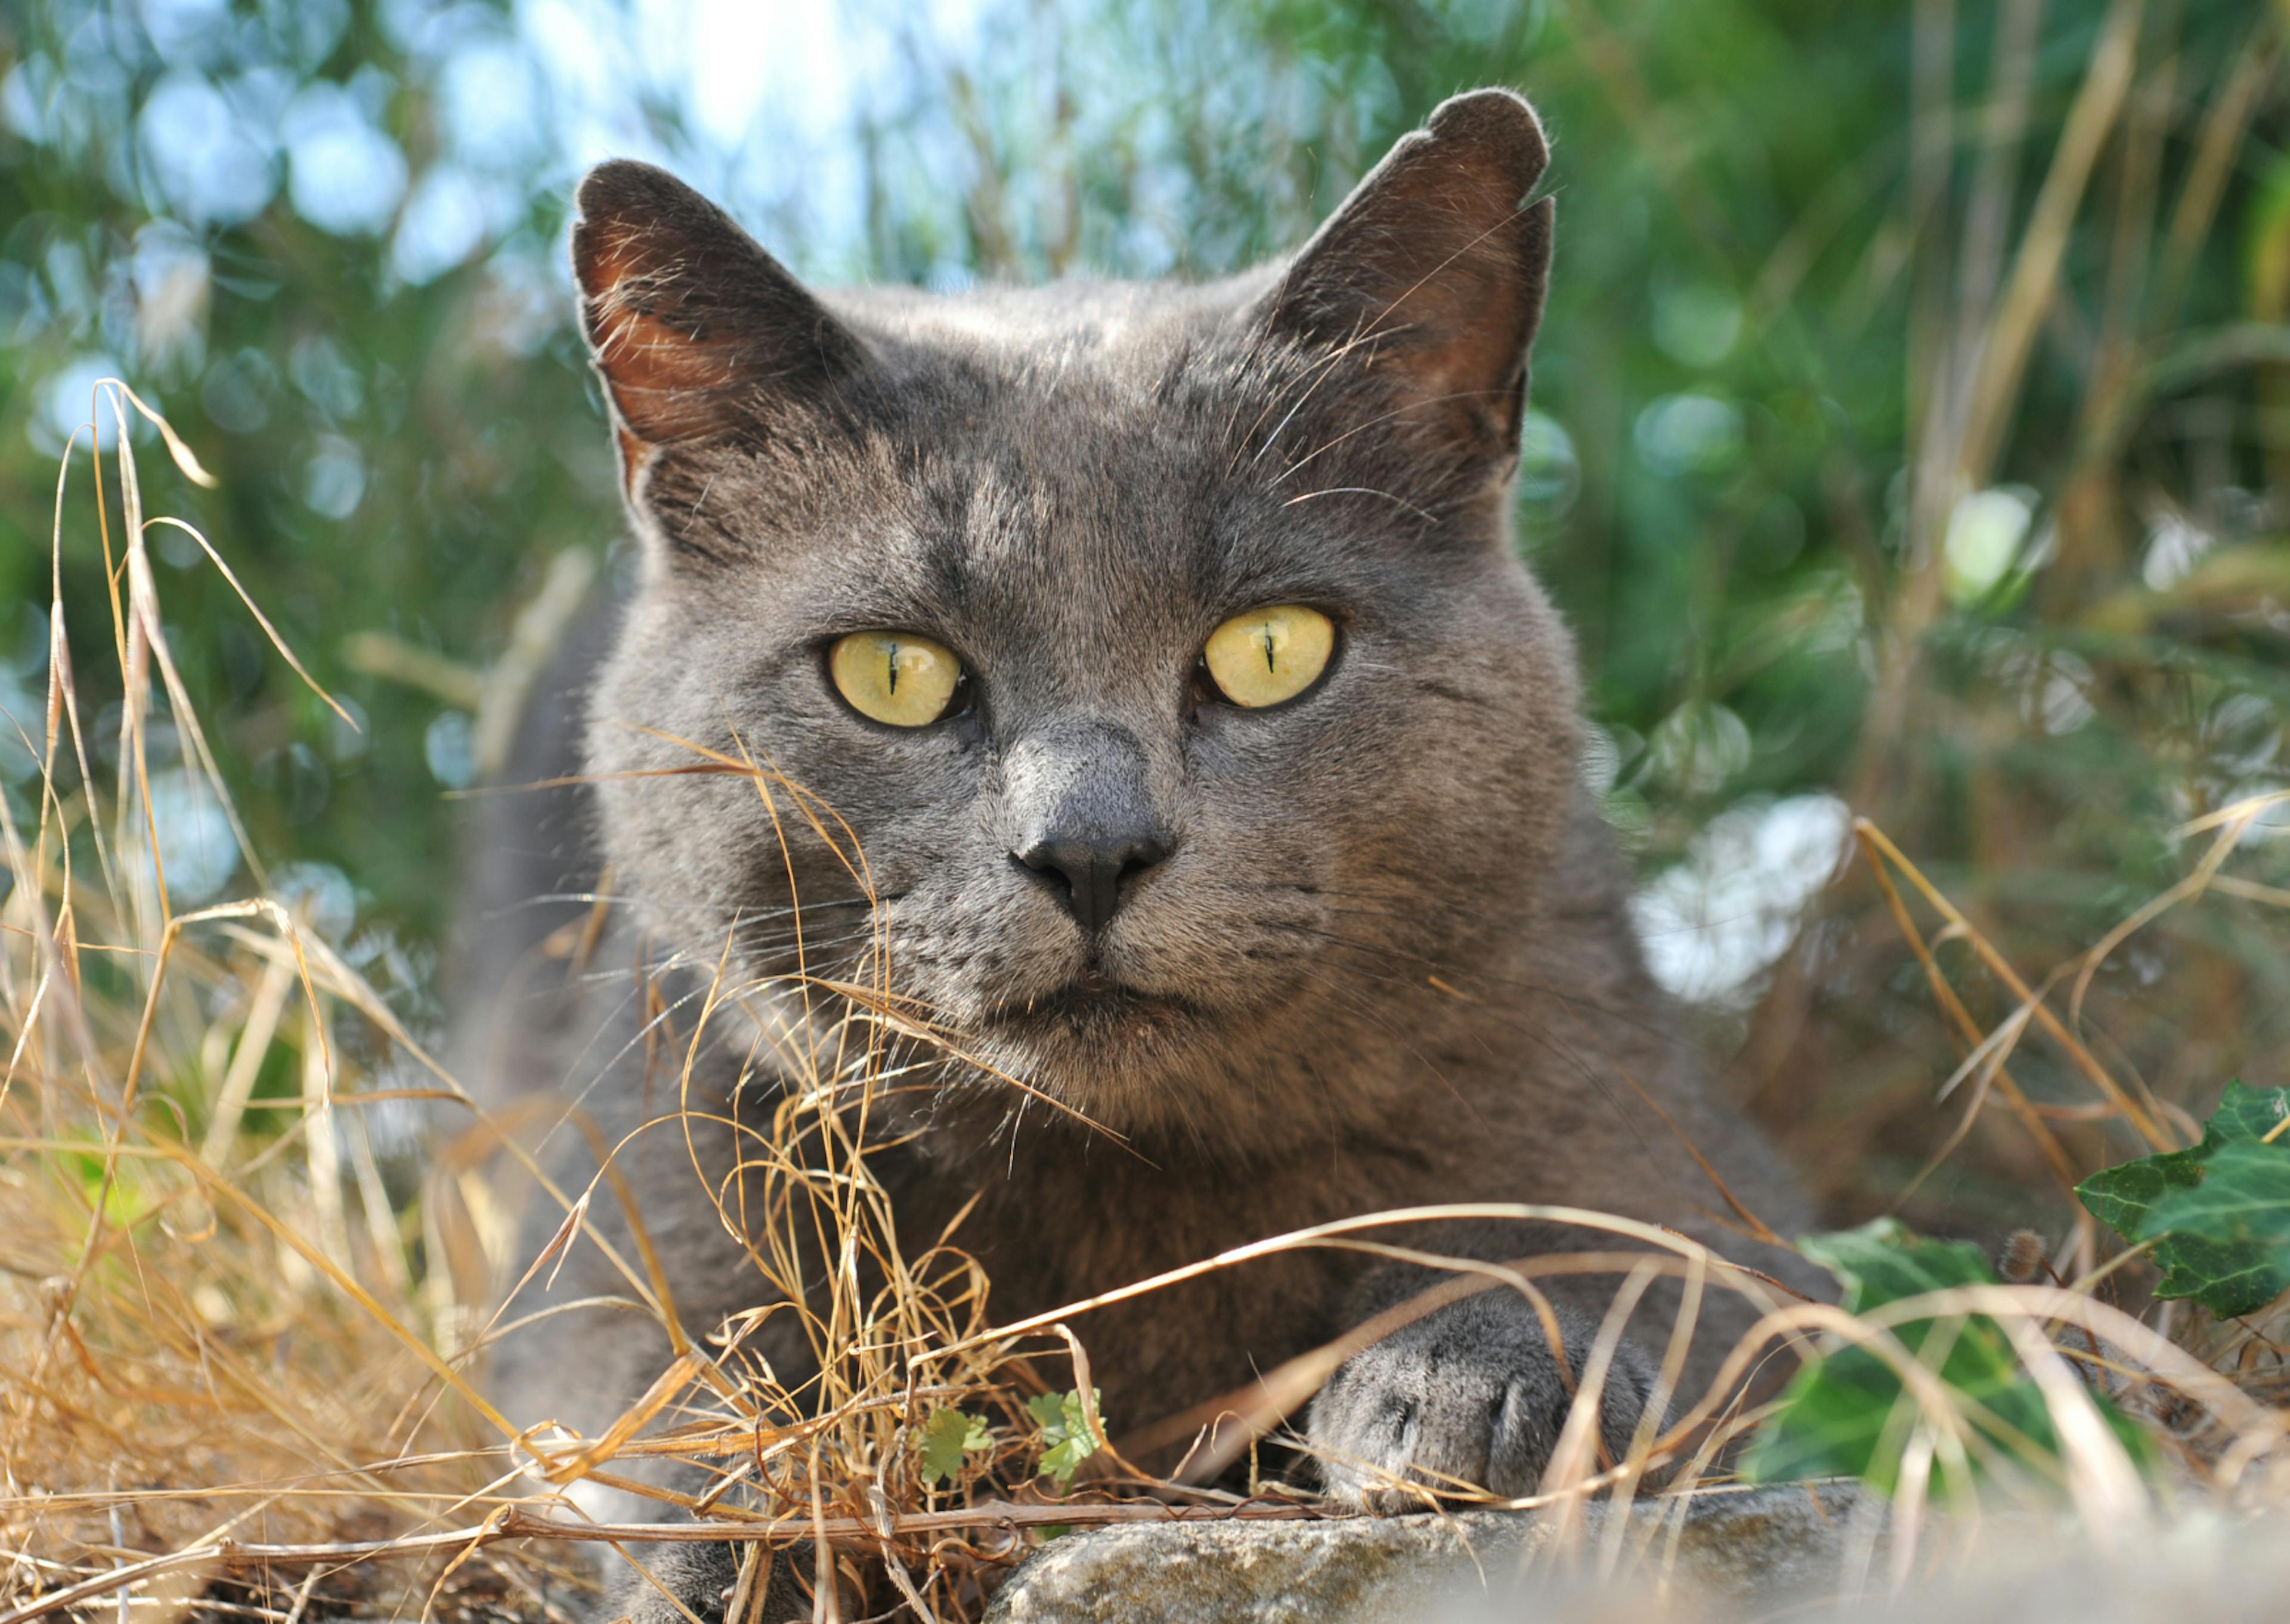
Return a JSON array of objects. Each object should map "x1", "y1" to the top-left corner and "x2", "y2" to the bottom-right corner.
[
  {"x1": 948, "y1": 972, "x2": 1220, "y2": 1109},
  {"x1": 971, "y1": 972, "x2": 1202, "y2": 1043}
]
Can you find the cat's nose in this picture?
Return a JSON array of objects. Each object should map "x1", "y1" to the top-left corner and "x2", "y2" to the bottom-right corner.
[{"x1": 1015, "y1": 832, "x2": 1169, "y2": 935}]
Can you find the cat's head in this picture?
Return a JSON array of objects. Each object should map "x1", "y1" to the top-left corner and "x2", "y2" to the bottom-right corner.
[{"x1": 573, "y1": 89, "x2": 1582, "y2": 1146}]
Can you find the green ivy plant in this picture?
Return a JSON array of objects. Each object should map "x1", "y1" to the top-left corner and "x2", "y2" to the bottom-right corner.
[
  {"x1": 1742, "y1": 1219, "x2": 2149, "y2": 1493},
  {"x1": 2077, "y1": 1081, "x2": 2290, "y2": 1318}
]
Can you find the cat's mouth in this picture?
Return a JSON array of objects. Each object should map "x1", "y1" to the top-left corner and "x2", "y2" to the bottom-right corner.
[{"x1": 976, "y1": 972, "x2": 1197, "y2": 1037}]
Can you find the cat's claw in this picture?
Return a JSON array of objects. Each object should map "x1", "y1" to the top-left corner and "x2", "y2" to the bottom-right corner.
[{"x1": 1305, "y1": 1291, "x2": 1658, "y2": 1513}]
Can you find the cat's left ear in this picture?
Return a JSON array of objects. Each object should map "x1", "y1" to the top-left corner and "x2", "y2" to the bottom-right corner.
[
  {"x1": 571, "y1": 160, "x2": 870, "y2": 489},
  {"x1": 1257, "y1": 89, "x2": 1554, "y2": 471}
]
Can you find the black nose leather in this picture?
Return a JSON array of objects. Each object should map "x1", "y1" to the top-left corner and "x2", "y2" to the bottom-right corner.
[{"x1": 1016, "y1": 833, "x2": 1169, "y2": 934}]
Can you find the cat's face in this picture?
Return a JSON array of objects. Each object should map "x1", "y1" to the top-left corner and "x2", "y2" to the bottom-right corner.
[{"x1": 577, "y1": 92, "x2": 1582, "y2": 1143}]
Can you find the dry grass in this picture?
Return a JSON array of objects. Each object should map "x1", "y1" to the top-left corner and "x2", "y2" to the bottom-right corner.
[{"x1": 2, "y1": 361, "x2": 2288, "y2": 1624}]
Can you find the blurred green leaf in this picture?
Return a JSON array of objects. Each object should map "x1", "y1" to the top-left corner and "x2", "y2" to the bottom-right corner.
[
  {"x1": 2078, "y1": 1081, "x2": 2290, "y2": 1317},
  {"x1": 1743, "y1": 1219, "x2": 2150, "y2": 1493}
]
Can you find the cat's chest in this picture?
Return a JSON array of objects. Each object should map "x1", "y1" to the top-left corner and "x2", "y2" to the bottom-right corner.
[{"x1": 874, "y1": 1138, "x2": 1397, "y2": 1420}]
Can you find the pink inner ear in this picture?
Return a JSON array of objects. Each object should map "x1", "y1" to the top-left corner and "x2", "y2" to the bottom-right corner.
[{"x1": 576, "y1": 221, "x2": 744, "y2": 451}]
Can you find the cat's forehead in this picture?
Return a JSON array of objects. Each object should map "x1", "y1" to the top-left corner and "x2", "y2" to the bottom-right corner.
[
  {"x1": 865, "y1": 404, "x2": 1270, "y2": 655},
  {"x1": 840, "y1": 293, "x2": 1357, "y2": 608},
  {"x1": 837, "y1": 277, "x2": 1279, "y2": 473},
  {"x1": 677, "y1": 279, "x2": 1478, "y2": 668}
]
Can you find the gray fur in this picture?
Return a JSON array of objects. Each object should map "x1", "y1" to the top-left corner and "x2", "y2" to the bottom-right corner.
[{"x1": 457, "y1": 90, "x2": 1818, "y2": 1623}]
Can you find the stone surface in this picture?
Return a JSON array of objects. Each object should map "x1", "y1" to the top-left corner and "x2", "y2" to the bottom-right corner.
[{"x1": 985, "y1": 1483, "x2": 1877, "y2": 1623}]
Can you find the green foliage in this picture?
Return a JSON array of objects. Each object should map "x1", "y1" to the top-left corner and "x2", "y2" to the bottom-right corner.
[
  {"x1": 1743, "y1": 1220, "x2": 2150, "y2": 1494},
  {"x1": 917, "y1": 1406, "x2": 993, "y2": 1485},
  {"x1": 1025, "y1": 1389, "x2": 1101, "y2": 1486},
  {"x1": 2078, "y1": 1081, "x2": 2290, "y2": 1318},
  {"x1": 0, "y1": 0, "x2": 605, "y2": 962}
]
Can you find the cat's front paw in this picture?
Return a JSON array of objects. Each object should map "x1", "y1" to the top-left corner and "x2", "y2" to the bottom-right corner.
[{"x1": 1304, "y1": 1291, "x2": 1658, "y2": 1513}]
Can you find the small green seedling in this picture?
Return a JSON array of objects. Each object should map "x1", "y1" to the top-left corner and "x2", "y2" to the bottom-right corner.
[
  {"x1": 918, "y1": 1408, "x2": 994, "y2": 1485},
  {"x1": 1026, "y1": 1389, "x2": 1102, "y2": 1486}
]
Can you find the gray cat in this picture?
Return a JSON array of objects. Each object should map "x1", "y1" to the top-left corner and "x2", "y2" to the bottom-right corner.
[{"x1": 457, "y1": 88, "x2": 1818, "y2": 1622}]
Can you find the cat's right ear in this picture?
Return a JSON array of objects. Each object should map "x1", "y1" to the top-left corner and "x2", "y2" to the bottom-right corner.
[
  {"x1": 1252, "y1": 90, "x2": 1554, "y2": 478},
  {"x1": 571, "y1": 161, "x2": 868, "y2": 490}
]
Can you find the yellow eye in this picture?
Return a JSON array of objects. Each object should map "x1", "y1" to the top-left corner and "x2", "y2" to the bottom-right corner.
[
  {"x1": 828, "y1": 631, "x2": 963, "y2": 727},
  {"x1": 1201, "y1": 605, "x2": 1336, "y2": 709}
]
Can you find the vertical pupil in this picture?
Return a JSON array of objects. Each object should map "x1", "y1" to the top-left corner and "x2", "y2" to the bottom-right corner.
[
  {"x1": 1261, "y1": 625, "x2": 1277, "y2": 673},
  {"x1": 887, "y1": 641, "x2": 899, "y2": 695}
]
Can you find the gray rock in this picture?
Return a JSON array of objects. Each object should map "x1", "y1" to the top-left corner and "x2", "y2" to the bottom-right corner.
[{"x1": 985, "y1": 1483, "x2": 1879, "y2": 1623}]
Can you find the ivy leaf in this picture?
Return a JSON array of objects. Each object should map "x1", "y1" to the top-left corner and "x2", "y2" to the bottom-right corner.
[
  {"x1": 1741, "y1": 1219, "x2": 2149, "y2": 1493},
  {"x1": 2077, "y1": 1080, "x2": 2290, "y2": 1317},
  {"x1": 918, "y1": 1407, "x2": 993, "y2": 1485},
  {"x1": 1026, "y1": 1389, "x2": 1103, "y2": 1486},
  {"x1": 2142, "y1": 1143, "x2": 2290, "y2": 1315}
]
